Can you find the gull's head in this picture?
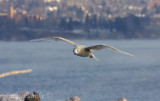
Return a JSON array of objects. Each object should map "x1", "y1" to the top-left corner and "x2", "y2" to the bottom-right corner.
[
  {"x1": 73, "y1": 48, "x2": 79, "y2": 54},
  {"x1": 73, "y1": 45, "x2": 85, "y2": 55}
]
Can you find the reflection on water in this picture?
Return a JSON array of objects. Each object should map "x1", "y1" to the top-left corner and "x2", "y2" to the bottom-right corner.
[{"x1": 0, "y1": 40, "x2": 160, "y2": 101}]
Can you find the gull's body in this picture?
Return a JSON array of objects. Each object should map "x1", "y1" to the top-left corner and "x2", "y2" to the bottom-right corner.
[
  {"x1": 73, "y1": 45, "x2": 92, "y2": 57},
  {"x1": 31, "y1": 37, "x2": 134, "y2": 61}
]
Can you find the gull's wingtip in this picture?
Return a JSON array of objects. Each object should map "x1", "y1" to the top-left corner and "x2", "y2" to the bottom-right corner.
[
  {"x1": 30, "y1": 37, "x2": 56, "y2": 42},
  {"x1": 130, "y1": 54, "x2": 135, "y2": 57},
  {"x1": 126, "y1": 53, "x2": 135, "y2": 57},
  {"x1": 30, "y1": 39, "x2": 36, "y2": 42},
  {"x1": 52, "y1": 36, "x2": 61, "y2": 38},
  {"x1": 30, "y1": 38, "x2": 43, "y2": 42}
]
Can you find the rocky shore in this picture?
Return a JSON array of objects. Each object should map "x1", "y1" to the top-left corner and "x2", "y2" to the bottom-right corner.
[
  {"x1": 0, "y1": 92, "x2": 40, "y2": 101},
  {"x1": 0, "y1": 92, "x2": 127, "y2": 101}
]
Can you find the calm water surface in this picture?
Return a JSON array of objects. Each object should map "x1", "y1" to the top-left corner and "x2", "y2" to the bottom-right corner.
[{"x1": 0, "y1": 40, "x2": 160, "y2": 101}]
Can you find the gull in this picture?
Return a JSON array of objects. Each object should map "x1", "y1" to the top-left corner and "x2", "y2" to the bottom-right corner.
[{"x1": 31, "y1": 37, "x2": 134, "y2": 61}]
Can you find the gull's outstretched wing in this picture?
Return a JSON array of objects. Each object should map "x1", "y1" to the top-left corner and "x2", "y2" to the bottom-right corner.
[
  {"x1": 31, "y1": 37, "x2": 78, "y2": 46},
  {"x1": 85, "y1": 44, "x2": 134, "y2": 57}
]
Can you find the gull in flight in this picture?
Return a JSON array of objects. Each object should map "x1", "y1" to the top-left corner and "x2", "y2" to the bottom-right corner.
[{"x1": 31, "y1": 37, "x2": 134, "y2": 61}]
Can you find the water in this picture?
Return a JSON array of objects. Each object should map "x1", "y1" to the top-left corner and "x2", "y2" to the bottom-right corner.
[{"x1": 0, "y1": 40, "x2": 160, "y2": 101}]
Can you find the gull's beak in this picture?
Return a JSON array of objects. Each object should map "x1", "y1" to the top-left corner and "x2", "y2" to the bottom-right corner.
[{"x1": 73, "y1": 49, "x2": 76, "y2": 55}]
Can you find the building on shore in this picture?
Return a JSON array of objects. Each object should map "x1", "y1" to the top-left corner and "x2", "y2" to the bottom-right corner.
[{"x1": 8, "y1": 5, "x2": 14, "y2": 19}]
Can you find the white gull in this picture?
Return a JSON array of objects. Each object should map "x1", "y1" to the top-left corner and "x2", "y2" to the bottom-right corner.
[{"x1": 31, "y1": 37, "x2": 134, "y2": 61}]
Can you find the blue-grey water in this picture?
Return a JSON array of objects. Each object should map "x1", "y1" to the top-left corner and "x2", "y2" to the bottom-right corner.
[{"x1": 0, "y1": 40, "x2": 160, "y2": 101}]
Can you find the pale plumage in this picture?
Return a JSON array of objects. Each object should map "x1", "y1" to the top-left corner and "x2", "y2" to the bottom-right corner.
[{"x1": 31, "y1": 37, "x2": 134, "y2": 61}]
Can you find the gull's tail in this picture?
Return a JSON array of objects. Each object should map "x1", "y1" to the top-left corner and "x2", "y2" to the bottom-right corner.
[{"x1": 91, "y1": 54, "x2": 100, "y2": 61}]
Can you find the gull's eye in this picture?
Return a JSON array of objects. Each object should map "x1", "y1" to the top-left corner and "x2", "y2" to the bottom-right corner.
[{"x1": 76, "y1": 49, "x2": 78, "y2": 52}]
